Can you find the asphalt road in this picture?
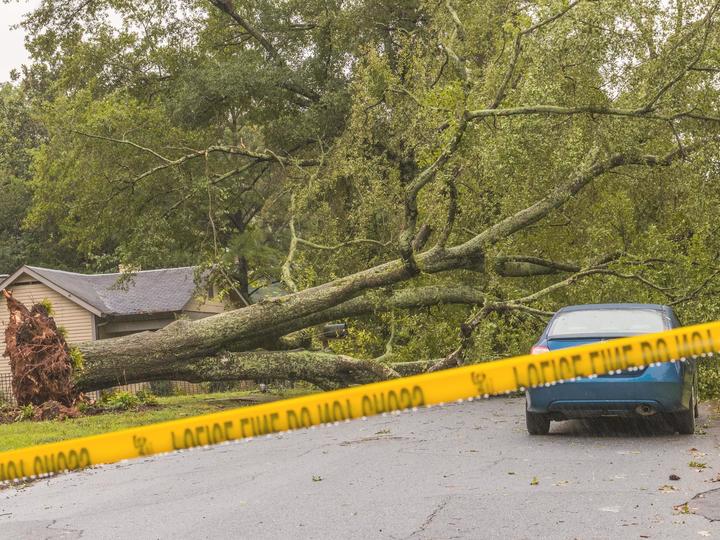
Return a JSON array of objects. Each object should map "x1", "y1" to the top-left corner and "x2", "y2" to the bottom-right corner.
[{"x1": 3, "y1": 397, "x2": 720, "y2": 539}]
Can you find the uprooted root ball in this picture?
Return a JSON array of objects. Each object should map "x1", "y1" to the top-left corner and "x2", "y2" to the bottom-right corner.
[{"x1": 2, "y1": 290, "x2": 80, "y2": 407}]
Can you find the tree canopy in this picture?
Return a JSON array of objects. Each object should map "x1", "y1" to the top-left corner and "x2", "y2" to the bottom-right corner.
[{"x1": 2, "y1": 0, "x2": 720, "y2": 384}]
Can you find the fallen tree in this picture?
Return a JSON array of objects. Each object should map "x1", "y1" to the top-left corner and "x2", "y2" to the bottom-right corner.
[
  {"x1": 2, "y1": 289, "x2": 438, "y2": 398},
  {"x1": 1, "y1": 251, "x2": 684, "y2": 398},
  {"x1": 5, "y1": 1, "x2": 720, "y2": 401},
  {"x1": 60, "y1": 143, "x2": 713, "y2": 391},
  {"x1": 3, "y1": 138, "x2": 717, "y2": 397}
]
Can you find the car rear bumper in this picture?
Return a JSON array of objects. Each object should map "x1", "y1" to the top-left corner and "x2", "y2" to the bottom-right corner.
[
  {"x1": 526, "y1": 364, "x2": 688, "y2": 418},
  {"x1": 541, "y1": 399, "x2": 666, "y2": 418}
]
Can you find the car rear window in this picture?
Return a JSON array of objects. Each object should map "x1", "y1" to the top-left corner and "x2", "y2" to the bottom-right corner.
[{"x1": 548, "y1": 309, "x2": 666, "y2": 338}]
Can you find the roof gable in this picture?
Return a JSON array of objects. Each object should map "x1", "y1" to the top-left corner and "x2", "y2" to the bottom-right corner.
[
  {"x1": 0, "y1": 267, "x2": 104, "y2": 316},
  {"x1": 0, "y1": 266, "x2": 203, "y2": 317}
]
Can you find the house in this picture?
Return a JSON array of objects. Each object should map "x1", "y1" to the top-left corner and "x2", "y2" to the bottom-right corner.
[{"x1": 0, "y1": 265, "x2": 228, "y2": 378}]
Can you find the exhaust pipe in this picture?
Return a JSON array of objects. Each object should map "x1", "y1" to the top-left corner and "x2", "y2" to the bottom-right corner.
[{"x1": 635, "y1": 404, "x2": 656, "y2": 416}]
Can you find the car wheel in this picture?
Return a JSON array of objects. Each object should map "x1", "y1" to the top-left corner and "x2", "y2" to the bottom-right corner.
[
  {"x1": 674, "y1": 388, "x2": 696, "y2": 435},
  {"x1": 526, "y1": 409, "x2": 551, "y2": 435}
]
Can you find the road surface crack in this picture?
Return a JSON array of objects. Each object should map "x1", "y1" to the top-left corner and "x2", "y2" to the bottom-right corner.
[
  {"x1": 339, "y1": 435, "x2": 408, "y2": 446},
  {"x1": 407, "y1": 498, "x2": 450, "y2": 538}
]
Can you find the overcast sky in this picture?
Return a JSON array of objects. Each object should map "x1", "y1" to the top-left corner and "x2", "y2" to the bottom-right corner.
[{"x1": 0, "y1": 1, "x2": 40, "y2": 82}]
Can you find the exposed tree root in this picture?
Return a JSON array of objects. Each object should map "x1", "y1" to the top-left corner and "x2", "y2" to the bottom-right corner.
[{"x1": 2, "y1": 290, "x2": 79, "y2": 407}]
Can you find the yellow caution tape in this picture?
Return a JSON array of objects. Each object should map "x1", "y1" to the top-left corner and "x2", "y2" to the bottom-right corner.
[{"x1": 1, "y1": 321, "x2": 719, "y2": 483}]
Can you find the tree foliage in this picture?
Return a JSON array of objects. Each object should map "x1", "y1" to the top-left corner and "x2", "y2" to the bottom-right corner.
[{"x1": 3, "y1": 0, "x2": 720, "y2": 383}]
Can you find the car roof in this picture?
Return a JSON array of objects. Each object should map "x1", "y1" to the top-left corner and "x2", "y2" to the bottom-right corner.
[{"x1": 556, "y1": 303, "x2": 669, "y2": 313}]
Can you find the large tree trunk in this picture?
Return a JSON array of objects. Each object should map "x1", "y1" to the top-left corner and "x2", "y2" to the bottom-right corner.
[
  {"x1": 71, "y1": 284, "x2": 484, "y2": 391},
  {"x1": 1, "y1": 286, "x2": 478, "y2": 393},
  {"x1": 74, "y1": 246, "x2": 481, "y2": 376},
  {"x1": 75, "y1": 349, "x2": 429, "y2": 391}
]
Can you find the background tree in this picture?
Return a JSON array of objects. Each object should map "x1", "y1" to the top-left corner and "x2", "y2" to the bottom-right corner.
[{"x1": 3, "y1": 0, "x2": 720, "y2": 391}]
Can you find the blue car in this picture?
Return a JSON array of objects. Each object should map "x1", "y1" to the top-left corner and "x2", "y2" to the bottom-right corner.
[{"x1": 526, "y1": 303, "x2": 698, "y2": 435}]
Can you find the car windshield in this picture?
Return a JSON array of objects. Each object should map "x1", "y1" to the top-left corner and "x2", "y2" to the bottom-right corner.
[{"x1": 548, "y1": 309, "x2": 666, "y2": 338}]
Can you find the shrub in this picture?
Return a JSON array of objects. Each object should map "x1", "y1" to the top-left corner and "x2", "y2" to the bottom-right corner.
[
  {"x1": 16, "y1": 404, "x2": 34, "y2": 421},
  {"x1": 98, "y1": 389, "x2": 159, "y2": 411},
  {"x1": 100, "y1": 391, "x2": 141, "y2": 411},
  {"x1": 135, "y1": 389, "x2": 159, "y2": 406}
]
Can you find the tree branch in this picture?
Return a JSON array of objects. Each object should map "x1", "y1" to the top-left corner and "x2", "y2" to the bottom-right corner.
[
  {"x1": 494, "y1": 255, "x2": 581, "y2": 277},
  {"x1": 76, "y1": 348, "x2": 403, "y2": 392},
  {"x1": 457, "y1": 137, "x2": 719, "y2": 253},
  {"x1": 74, "y1": 131, "x2": 319, "y2": 186},
  {"x1": 208, "y1": 0, "x2": 320, "y2": 103},
  {"x1": 467, "y1": 104, "x2": 654, "y2": 121},
  {"x1": 281, "y1": 215, "x2": 300, "y2": 293},
  {"x1": 444, "y1": 0, "x2": 466, "y2": 42},
  {"x1": 399, "y1": 113, "x2": 469, "y2": 271},
  {"x1": 436, "y1": 174, "x2": 458, "y2": 248},
  {"x1": 72, "y1": 130, "x2": 172, "y2": 162},
  {"x1": 670, "y1": 269, "x2": 720, "y2": 306},
  {"x1": 642, "y1": 1, "x2": 719, "y2": 112},
  {"x1": 427, "y1": 257, "x2": 673, "y2": 373},
  {"x1": 491, "y1": 0, "x2": 582, "y2": 108},
  {"x1": 296, "y1": 237, "x2": 390, "y2": 251},
  {"x1": 237, "y1": 284, "x2": 488, "y2": 351}
]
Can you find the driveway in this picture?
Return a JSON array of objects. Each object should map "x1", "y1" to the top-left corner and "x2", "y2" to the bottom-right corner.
[{"x1": 2, "y1": 397, "x2": 720, "y2": 539}]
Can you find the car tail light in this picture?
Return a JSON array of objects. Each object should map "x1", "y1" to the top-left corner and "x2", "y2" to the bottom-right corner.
[{"x1": 531, "y1": 345, "x2": 549, "y2": 355}]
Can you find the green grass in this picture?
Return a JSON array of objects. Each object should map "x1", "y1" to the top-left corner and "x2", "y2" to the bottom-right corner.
[{"x1": 0, "y1": 389, "x2": 312, "y2": 452}]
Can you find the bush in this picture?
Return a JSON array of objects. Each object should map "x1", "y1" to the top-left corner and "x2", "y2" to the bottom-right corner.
[
  {"x1": 100, "y1": 391, "x2": 141, "y2": 411},
  {"x1": 135, "y1": 389, "x2": 159, "y2": 406},
  {"x1": 98, "y1": 389, "x2": 159, "y2": 411},
  {"x1": 69, "y1": 348, "x2": 85, "y2": 371},
  {"x1": 16, "y1": 404, "x2": 34, "y2": 421}
]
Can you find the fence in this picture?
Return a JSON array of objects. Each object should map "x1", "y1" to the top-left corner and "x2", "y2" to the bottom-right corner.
[
  {"x1": 0, "y1": 374, "x2": 12, "y2": 405},
  {"x1": 0, "y1": 374, "x2": 257, "y2": 406}
]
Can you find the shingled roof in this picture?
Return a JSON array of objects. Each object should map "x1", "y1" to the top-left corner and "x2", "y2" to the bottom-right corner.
[{"x1": 0, "y1": 266, "x2": 203, "y2": 317}]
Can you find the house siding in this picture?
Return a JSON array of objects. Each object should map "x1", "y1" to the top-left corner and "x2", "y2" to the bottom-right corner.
[
  {"x1": 183, "y1": 296, "x2": 226, "y2": 315},
  {"x1": 0, "y1": 276, "x2": 94, "y2": 376}
]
